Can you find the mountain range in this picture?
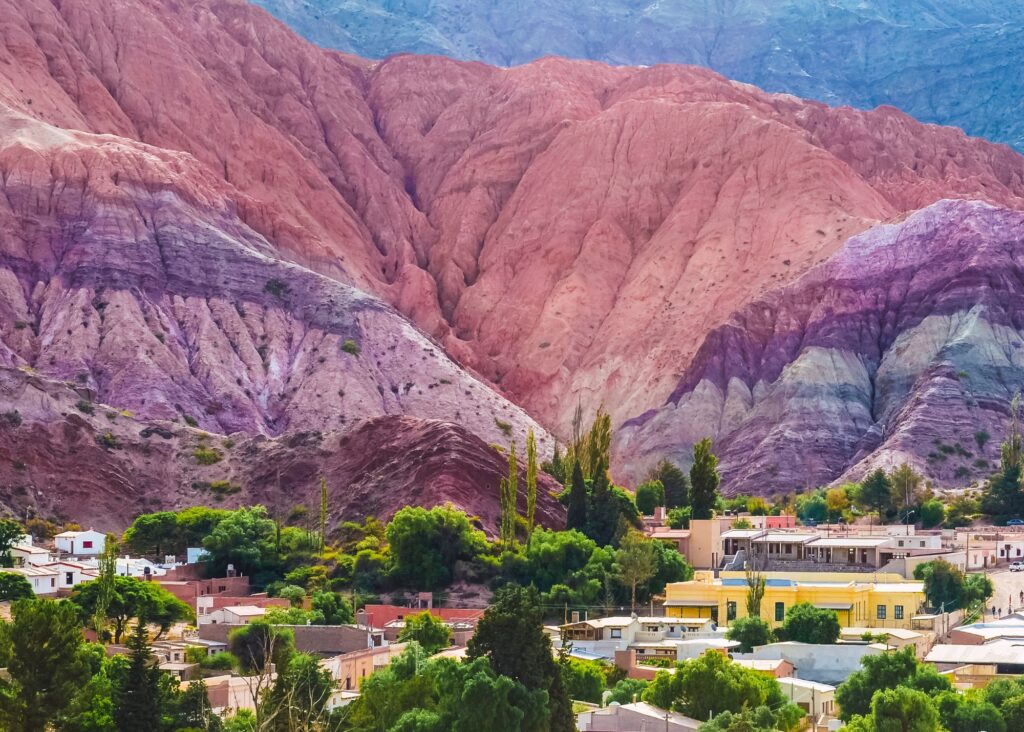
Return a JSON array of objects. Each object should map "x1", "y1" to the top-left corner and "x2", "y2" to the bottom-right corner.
[
  {"x1": 253, "y1": 0, "x2": 1024, "y2": 151},
  {"x1": 1, "y1": 0, "x2": 1024, "y2": 526}
]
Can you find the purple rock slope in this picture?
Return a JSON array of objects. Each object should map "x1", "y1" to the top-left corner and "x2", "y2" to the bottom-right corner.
[{"x1": 616, "y1": 200, "x2": 1024, "y2": 493}]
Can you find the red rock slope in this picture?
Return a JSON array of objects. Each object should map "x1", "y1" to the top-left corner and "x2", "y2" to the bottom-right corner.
[{"x1": 3, "y1": 0, "x2": 1024, "y2": 437}]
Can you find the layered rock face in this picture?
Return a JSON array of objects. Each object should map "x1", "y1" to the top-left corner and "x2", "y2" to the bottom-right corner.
[
  {"x1": 254, "y1": 0, "x2": 1024, "y2": 151},
  {"x1": 3, "y1": 0, "x2": 1023, "y2": 437},
  {"x1": 616, "y1": 200, "x2": 1024, "y2": 493},
  {"x1": 0, "y1": 369, "x2": 563, "y2": 532}
]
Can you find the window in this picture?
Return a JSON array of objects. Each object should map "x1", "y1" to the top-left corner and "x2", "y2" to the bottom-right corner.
[
  {"x1": 82, "y1": 541, "x2": 93, "y2": 549},
  {"x1": 877, "y1": 605, "x2": 887, "y2": 620},
  {"x1": 65, "y1": 572, "x2": 74, "y2": 585},
  {"x1": 610, "y1": 629, "x2": 622, "y2": 639},
  {"x1": 775, "y1": 602, "x2": 785, "y2": 622},
  {"x1": 895, "y1": 605, "x2": 904, "y2": 620},
  {"x1": 50, "y1": 578, "x2": 55, "y2": 588},
  {"x1": 898, "y1": 540, "x2": 904, "y2": 547},
  {"x1": 727, "y1": 601, "x2": 737, "y2": 621}
]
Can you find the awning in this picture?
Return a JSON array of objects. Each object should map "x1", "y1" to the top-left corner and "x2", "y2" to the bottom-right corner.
[
  {"x1": 663, "y1": 600, "x2": 718, "y2": 607},
  {"x1": 814, "y1": 603, "x2": 853, "y2": 611}
]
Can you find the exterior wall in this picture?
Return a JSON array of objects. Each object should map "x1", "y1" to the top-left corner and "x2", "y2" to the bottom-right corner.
[
  {"x1": 686, "y1": 520, "x2": 722, "y2": 570},
  {"x1": 157, "y1": 575, "x2": 252, "y2": 604},
  {"x1": 196, "y1": 595, "x2": 288, "y2": 623},
  {"x1": 322, "y1": 643, "x2": 408, "y2": 690},
  {"x1": 199, "y1": 623, "x2": 382, "y2": 655},
  {"x1": 665, "y1": 574, "x2": 924, "y2": 630}
]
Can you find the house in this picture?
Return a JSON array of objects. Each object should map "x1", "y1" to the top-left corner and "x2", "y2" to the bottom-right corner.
[
  {"x1": 839, "y1": 627, "x2": 929, "y2": 655},
  {"x1": 664, "y1": 571, "x2": 925, "y2": 629},
  {"x1": 181, "y1": 673, "x2": 274, "y2": 714},
  {"x1": 114, "y1": 556, "x2": 166, "y2": 578},
  {"x1": 733, "y1": 642, "x2": 887, "y2": 686},
  {"x1": 644, "y1": 519, "x2": 723, "y2": 569},
  {"x1": 199, "y1": 622, "x2": 387, "y2": 656},
  {"x1": 576, "y1": 702, "x2": 701, "y2": 731},
  {"x1": 559, "y1": 615, "x2": 726, "y2": 664},
  {"x1": 734, "y1": 658, "x2": 795, "y2": 678},
  {"x1": 11, "y1": 543, "x2": 53, "y2": 566},
  {"x1": 777, "y1": 677, "x2": 838, "y2": 720},
  {"x1": 926, "y1": 642, "x2": 1024, "y2": 675},
  {"x1": 54, "y1": 529, "x2": 106, "y2": 557},
  {"x1": 2, "y1": 566, "x2": 59, "y2": 596},
  {"x1": 205, "y1": 605, "x2": 267, "y2": 625},
  {"x1": 361, "y1": 604, "x2": 485, "y2": 630},
  {"x1": 320, "y1": 642, "x2": 408, "y2": 691},
  {"x1": 195, "y1": 594, "x2": 289, "y2": 624},
  {"x1": 949, "y1": 613, "x2": 1024, "y2": 645},
  {"x1": 43, "y1": 560, "x2": 98, "y2": 591}
]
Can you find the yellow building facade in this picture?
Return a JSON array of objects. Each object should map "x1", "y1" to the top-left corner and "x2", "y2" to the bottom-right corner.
[{"x1": 664, "y1": 571, "x2": 925, "y2": 630}]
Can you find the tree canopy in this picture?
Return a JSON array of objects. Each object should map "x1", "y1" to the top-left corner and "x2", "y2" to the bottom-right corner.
[{"x1": 781, "y1": 602, "x2": 840, "y2": 644}]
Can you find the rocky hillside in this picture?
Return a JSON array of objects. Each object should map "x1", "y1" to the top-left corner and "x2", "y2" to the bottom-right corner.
[
  {"x1": 254, "y1": 0, "x2": 1024, "y2": 151},
  {"x1": 0, "y1": 368, "x2": 564, "y2": 531},
  {"x1": 4, "y1": 0, "x2": 1023, "y2": 437},
  {"x1": 4, "y1": 0, "x2": 1024, "y2": 503},
  {"x1": 617, "y1": 200, "x2": 1024, "y2": 493}
]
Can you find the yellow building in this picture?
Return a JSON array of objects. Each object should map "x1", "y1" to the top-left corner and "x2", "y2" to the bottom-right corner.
[{"x1": 664, "y1": 571, "x2": 925, "y2": 630}]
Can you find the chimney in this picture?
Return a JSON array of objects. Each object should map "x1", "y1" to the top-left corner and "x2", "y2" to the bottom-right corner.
[
  {"x1": 654, "y1": 506, "x2": 666, "y2": 522},
  {"x1": 571, "y1": 611, "x2": 580, "y2": 623}
]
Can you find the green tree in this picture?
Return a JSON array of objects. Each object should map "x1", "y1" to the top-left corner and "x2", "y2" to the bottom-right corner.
[
  {"x1": 587, "y1": 461, "x2": 618, "y2": 546},
  {"x1": 0, "y1": 600, "x2": 91, "y2": 732},
  {"x1": 650, "y1": 460, "x2": 690, "y2": 509},
  {"x1": 121, "y1": 512, "x2": 179, "y2": 557},
  {"x1": 566, "y1": 461, "x2": 589, "y2": 532},
  {"x1": 726, "y1": 616, "x2": 772, "y2": 652},
  {"x1": 634, "y1": 480, "x2": 665, "y2": 515},
  {"x1": 261, "y1": 653, "x2": 333, "y2": 731},
  {"x1": 667, "y1": 506, "x2": 692, "y2": 529},
  {"x1": 467, "y1": 584, "x2": 574, "y2": 732},
  {"x1": 846, "y1": 687, "x2": 941, "y2": 732},
  {"x1": 277, "y1": 585, "x2": 306, "y2": 607},
  {"x1": 936, "y1": 690, "x2": 1006, "y2": 732},
  {"x1": 914, "y1": 559, "x2": 968, "y2": 611},
  {"x1": 398, "y1": 611, "x2": 452, "y2": 654},
  {"x1": 0, "y1": 519, "x2": 24, "y2": 568},
  {"x1": 68, "y1": 576, "x2": 193, "y2": 643},
  {"x1": 228, "y1": 622, "x2": 295, "y2": 676},
  {"x1": 615, "y1": 530, "x2": 656, "y2": 610},
  {"x1": 386, "y1": 505, "x2": 488, "y2": 590},
  {"x1": 860, "y1": 469, "x2": 893, "y2": 520},
  {"x1": 836, "y1": 647, "x2": 951, "y2": 720},
  {"x1": 689, "y1": 439, "x2": 720, "y2": 520},
  {"x1": 607, "y1": 678, "x2": 648, "y2": 705},
  {"x1": 644, "y1": 651, "x2": 793, "y2": 723},
  {"x1": 173, "y1": 678, "x2": 223, "y2": 732},
  {"x1": 499, "y1": 441, "x2": 519, "y2": 550},
  {"x1": 0, "y1": 572, "x2": 33, "y2": 601},
  {"x1": 782, "y1": 602, "x2": 840, "y2": 644},
  {"x1": 112, "y1": 620, "x2": 162, "y2": 732},
  {"x1": 796, "y1": 491, "x2": 828, "y2": 524},
  {"x1": 890, "y1": 464, "x2": 924, "y2": 513},
  {"x1": 920, "y1": 499, "x2": 945, "y2": 529},
  {"x1": 310, "y1": 591, "x2": 353, "y2": 625},
  {"x1": 318, "y1": 475, "x2": 329, "y2": 558},
  {"x1": 526, "y1": 427, "x2": 538, "y2": 547},
  {"x1": 201, "y1": 506, "x2": 278, "y2": 578},
  {"x1": 559, "y1": 656, "x2": 606, "y2": 703}
]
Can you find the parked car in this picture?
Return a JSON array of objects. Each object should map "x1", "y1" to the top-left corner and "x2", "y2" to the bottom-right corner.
[
  {"x1": 1010, "y1": 562, "x2": 1024, "y2": 572},
  {"x1": 1007, "y1": 518, "x2": 1024, "y2": 526}
]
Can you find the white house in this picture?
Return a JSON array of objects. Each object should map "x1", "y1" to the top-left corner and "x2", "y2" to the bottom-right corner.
[
  {"x1": 2, "y1": 566, "x2": 60, "y2": 596},
  {"x1": 43, "y1": 560, "x2": 98, "y2": 590},
  {"x1": 577, "y1": 702, "x2": 700, "y2": 731},
  {"x1": 115, "y1": 557, "x2": 166, "y2": 578},
  {"x1": 777, "y1": 677, "x2": 838, "y2": 721},
  {"x1": 204, "y1": 605, "x2": 267, "y2": 626},
  {"x1": 54, "y1": 529, "x2": 106, "y2": 556},
  {"x1": 12, "y1": 543, "x2": 53, "y2": 566}
]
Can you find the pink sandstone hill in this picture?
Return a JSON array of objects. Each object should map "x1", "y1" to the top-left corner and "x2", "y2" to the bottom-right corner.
[{"x1": 3, "y1": 0, "x2": 1024, "y2": 509}]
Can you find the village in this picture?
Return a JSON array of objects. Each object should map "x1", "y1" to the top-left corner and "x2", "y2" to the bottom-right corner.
[{"x1": 5, "y1": 508, "x2": 1023, "y2": 731}]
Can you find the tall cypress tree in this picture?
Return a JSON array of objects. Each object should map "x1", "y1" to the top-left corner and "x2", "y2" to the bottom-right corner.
[
  {"x1": 651, "y1": 459, "x2": 690, "y2": 509},
  {"x1": 588, "y1": 460, "x2": 618, "y2": 547},
  {"x1": 566, "y1": 461, "x2": 588, "y2": 532},
  {"x1": 689, "y1": 438, "x2": 720, "y2": 520},
  {"x1": 114, "y1": 619, "x2": 163, "y2": 732}
]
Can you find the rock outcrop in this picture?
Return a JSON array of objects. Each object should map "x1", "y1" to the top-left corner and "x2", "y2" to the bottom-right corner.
[
  {"x1": 616, "y1": 200, "x2": 1024, "y2": 493},
  {"x1": 254, "y1": 0, "x2": 1024, "y2": 151}
]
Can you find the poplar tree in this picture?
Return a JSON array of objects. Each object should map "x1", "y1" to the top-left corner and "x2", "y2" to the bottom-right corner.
[
  {"x1": 689, "y1": 438, "x2": 720, "y2": 520},
  {"x1": 499, "y1": 442, "x2": 519, "y2": 549},
  {"x1": 526, "y1": 428, "x2": 538, "y2": 547}
]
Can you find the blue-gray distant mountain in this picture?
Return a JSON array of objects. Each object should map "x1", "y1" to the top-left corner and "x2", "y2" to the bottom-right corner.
[{"x1": 253, "y1": 0, "x2": 1024, "y2": 150}]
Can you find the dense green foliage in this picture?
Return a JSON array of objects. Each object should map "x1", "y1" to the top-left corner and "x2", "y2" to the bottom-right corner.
[
  {"x1": 725, "y1": 615, "x2": 772, "y2": 652},
  {"x1": 643, "y1": 651, "x2": 801, "y2": 729},
  {"x1": 68, "y1": 576, "x2": 194, "y2": 643},
  {"x1": 0, "y1": 572, "x2": 33, "y2": 601},
  {"x1": 634, "y1": 480, "x2": 665, "y2": 515},
  {"x1": 689, "y1": 438, "x2": 720, "y2": 520},
  {"x1": 836, "y1": 648, "x2": 951, "y2": 721},
  {"x1": 397, "y1": 611, "x2": 452, "y2": 654},
  {"x1": 649, "y1": 460, "x2": 690, "y2": 509},
  {"x1": 386, "y1": 505, "x2": 488, "y2": 590},
  {"x1": 913, "y1": 559, "x2": 992, "y2": 612},
  {"x1": 467, "y1": 584, "x2": 574, "y2": 731},
  {"x1": 781, "y1": 602, "x2": 840, "y2": 644}
]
